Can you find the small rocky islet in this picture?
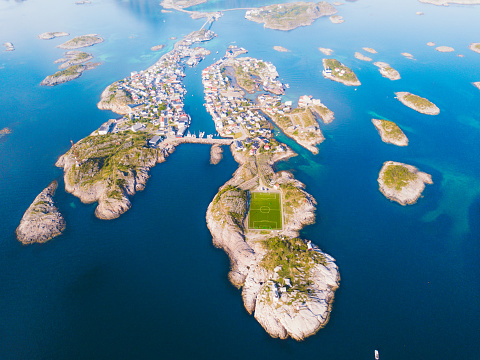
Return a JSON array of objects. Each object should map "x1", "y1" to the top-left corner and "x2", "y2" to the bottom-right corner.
[
  {"x1": 16, "y1": 181, "x2": 66, "y2": 244},
  {"x1": 372, "y1": 119, "x2": 408, "y2": 146},
  {"x1": 378, "y1": 161, "x2": 433, "y2": 205},
  {"x1": 395, "y1": 92, "x2": 440, "y2": 115}
]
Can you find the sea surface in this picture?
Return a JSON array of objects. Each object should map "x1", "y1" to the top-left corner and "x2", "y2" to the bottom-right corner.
[{"x1": 1, "y1": 0, "x2": 479, "y2": 359}]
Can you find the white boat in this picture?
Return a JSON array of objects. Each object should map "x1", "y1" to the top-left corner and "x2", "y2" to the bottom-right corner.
[
  {"x1": 375, "y1": 350, "x2": 379, "y2": 360},
  {"x1": 199, "y1": 131, "x2": 205, "y2": 138}
]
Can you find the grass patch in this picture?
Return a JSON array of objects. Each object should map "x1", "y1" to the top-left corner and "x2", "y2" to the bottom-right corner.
[
  {"x1": 324, "y1": 58, "x2": 359, "y2": 83},
  {"x1": 404, "y1": 94, "x2": 435, "y2": 110},
  {"x1": 248, "y1": 191, "x2": 282, "y2": 230},
  {"x1": 378, "y1": 120, "x2": 405, "y2": 140},
  {"x1": 261, "y1": 236, "x2": 326, "y2": 294},
  {"x1": 382, "y1": 164, "x2": 417, "y2": 190}
]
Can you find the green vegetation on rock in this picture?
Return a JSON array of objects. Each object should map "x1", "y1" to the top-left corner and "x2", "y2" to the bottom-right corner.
[
  {"x1": 404, "y1": 94, "x2": 435, "y2": 110},
  {"x1": 382, "y1": 164, "x2": 417, "y2": 190},
  {"x1": 66, "y1": 132, "x2": 157, "y2": 200},
  {"x1": 379, "y1": 120, "x2": 404, "y2": 140},
  {"x1": 261, "y1": 236, "x2": 326, "y2": 293},
  {"x1": 324, "y1": 58, "x2": 359, "y2": 83}
]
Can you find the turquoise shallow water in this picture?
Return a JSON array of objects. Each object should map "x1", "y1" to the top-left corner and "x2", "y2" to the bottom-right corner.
[{"x1": 1, "y1": 0, "x2": 480, "y2": 359}]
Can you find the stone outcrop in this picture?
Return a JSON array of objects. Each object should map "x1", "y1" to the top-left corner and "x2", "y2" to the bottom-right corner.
[
  {"x1": 210, "y1": 144, "x2": 223, "y2": 164},
  {"x1": 378, "y1": 161, "x2": 433, "y2": 205},
  {"x1": 16, "y1": 181, "x2": 66, "y2": 244},
  {"x1": 374, "y1": 61, "x2": 401, "y2": 80}
]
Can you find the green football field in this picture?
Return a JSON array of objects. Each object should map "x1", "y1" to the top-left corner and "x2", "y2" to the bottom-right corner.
[{"x1": 248, "y1": 191, "x2": 283, "y2": 230}]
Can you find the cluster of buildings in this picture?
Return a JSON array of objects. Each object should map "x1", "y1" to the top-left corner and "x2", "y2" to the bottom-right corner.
[
  {"x1": 201, "y1": 47, "x2": 288, "y2": 155},
  {"x1": 97, "y1": 30, "x2": 216, "y2": 144}
]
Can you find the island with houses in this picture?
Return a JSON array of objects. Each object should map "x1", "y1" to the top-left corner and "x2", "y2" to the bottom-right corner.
[
  {"x1": 322, "y1": 58, "x2": 361, "y2": 86},
  {"x1": 49, "y1": 27, "x2": 341, "y2": 340}
]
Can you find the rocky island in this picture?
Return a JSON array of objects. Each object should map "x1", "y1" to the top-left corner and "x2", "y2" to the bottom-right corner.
[
  {"x1": 374, "y1": 61, "x2": 400, "y2": 80},
  {"x1": 473, "y1": 82, "x2": 480, "y2": 90},
  {"x1": 41, "y1": 65, "x2": 87, "y2": 86},
  {"x1": 362, "y1": 47, "x2": 377, "y2": 54},
  {"x1": 322, "y1": 58, "x2": 361, "y2": 86},
  {"x1": 378, "y1": 161, "x2": 433, "y2": 205},
  {"x1": 435, "y1": 46, "x2": 454, "y2": 52},
  {"x1": 3, "y1": 42, "x2": 14, "y2": 51},
  {"x1": 469, "y1": 42, "x2": 480, "y2": 54},
  {"x1": 245, "y1": 2, "x2": 337, "y2": 31},
  {"x1": 207, "y1": 145, "x2": 339, "y2": 340},
  {"x1": 318, "y1": 47, "x2": 333, "y2": 55},
  {"x1": 16, "y1": 181, "x2": 66, "y2": 244},
  {"x1": 401, "y1": 52, "x2": 414, "y2": 59},
  {"x1": 372, "y1": 119, "x2": 408, "y2": 146},
  {"x1": 427, "y1": 42, "x2": 436, "y2": 46},
  {"x1": 151, "y1": 44, "x2": 166, "y2": 51},
  {"x1": 210, "y1": 144, "x2": 223, "y2": 164},
  {"x1": 57, "y1": 34, "x2": 103, "y2": 49},
  {"x1": 395, "y1": 92, "x2": 440, "y2": 115},
  {"x1": 354, "y1": 52, "x2": 372, "y2": 61},
  {"x1": 0, "y1": 127, "x2": 12, "y2": 137},
  {"x1": 38, "y1": 32, "x2": 69, "y2": 40},
  {"x1": 273, "y1": 46, "x2": 289, "y2": 52}
]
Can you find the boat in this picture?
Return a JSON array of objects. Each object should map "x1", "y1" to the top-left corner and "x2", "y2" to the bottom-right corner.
[
  {"x1": 375, "y1": 350, "x2": 379, "y2": 360},
  {"x1": 199, "y1": 131, "x2": 205, "y2": 138}
]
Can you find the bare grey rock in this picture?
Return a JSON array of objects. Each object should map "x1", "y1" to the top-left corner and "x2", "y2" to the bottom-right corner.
[{"x1": 16, "y1": 181, "x2": 66, "y2": 244}]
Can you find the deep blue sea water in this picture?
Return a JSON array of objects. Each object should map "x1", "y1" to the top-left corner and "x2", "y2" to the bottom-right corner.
[{"x1": 1, "y1": 0, "x2": 480, "y2": 359}]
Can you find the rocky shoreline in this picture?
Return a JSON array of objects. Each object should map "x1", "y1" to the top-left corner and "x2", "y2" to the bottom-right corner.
[
  {"x1": 378, "y1": 161, "x2": 433, "y2": 205},
  {"x1": 206, "y1": 146, "x2": 340, "y2": 340},
  {"x1": 395, "y1": 92, "x2": 440, "y2": 115},
  {"x1": 38, "y1": 32, "x2": 69, "y2": 40},
  {"x1": 57, "y1": 34, "x2": 103, "y2": 49},
  {"x1": 372, "y1": 119, "x2": 408, "y2": 146},
  {"x1": 374, "y1": 61, "x2": 401, "y2": 80},
  {"x1": 97, "y1": 83, "x2": 134, "y2": 115},
  {"x1": 16, "y1": 181, "x2": 66, "y2": 244},
  {"x1": 40, "y1": 65, "x2": 86, "y2": 86}
]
